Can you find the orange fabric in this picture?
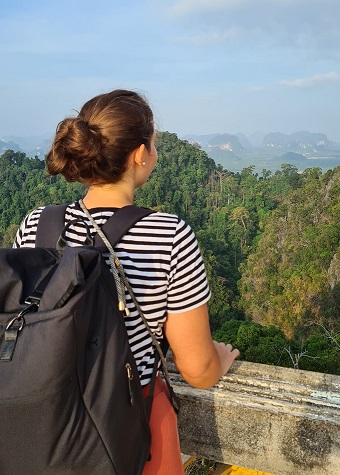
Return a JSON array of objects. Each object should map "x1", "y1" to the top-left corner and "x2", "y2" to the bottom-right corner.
[{"x1": 142, "y1": 375, "x2": 185, "y2": 475}]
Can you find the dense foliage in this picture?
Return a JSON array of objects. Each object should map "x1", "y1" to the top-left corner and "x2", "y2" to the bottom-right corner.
[
  {"x1": 0, "y1": 149, "x2": 85, "y2": 246},
  {"x1": 1, "y1": 132, "x2": 339, "y2": 374},
  {"x1": 241, "y1": 167, "x2": 340, "y2": 337}
]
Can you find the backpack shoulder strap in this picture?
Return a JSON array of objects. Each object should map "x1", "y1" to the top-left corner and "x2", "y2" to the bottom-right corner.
[
  {"x1": 36, "y1": 204, "x2": 68, "y2": 247},
  {"x1": 94, "y1": 205, "x2": 153, "y2": 247},
  {"x1": 35, "y1": 203, "x2": 153, "y2": 248}
]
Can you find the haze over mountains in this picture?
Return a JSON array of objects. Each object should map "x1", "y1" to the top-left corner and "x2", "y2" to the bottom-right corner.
[
  {"x1": 0, "y1": 135, "x2": 51, "y2": 161},
  {"x1": 1, "y1": 130, "x2": 340, "y2": 174},
  {"x1": 183, "y1": 131, "x2": 340, "y2": 173}
]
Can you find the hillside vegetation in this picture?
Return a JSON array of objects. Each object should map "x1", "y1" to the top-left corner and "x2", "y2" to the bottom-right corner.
[{"x1": 1, "y1": 132, "x2": 339, "y2": 374}]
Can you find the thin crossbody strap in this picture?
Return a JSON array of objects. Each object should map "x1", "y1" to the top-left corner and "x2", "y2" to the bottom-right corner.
[{"x1": 78, "y1": 199, "x2": 179, "y2": 412}]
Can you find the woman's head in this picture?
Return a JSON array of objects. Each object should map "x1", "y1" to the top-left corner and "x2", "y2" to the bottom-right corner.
[{"x1": 46, "y1": 89, "x2": 154, "y2": 185}]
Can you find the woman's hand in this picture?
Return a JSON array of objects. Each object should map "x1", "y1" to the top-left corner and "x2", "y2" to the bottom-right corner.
[{"x1": 212, "y1": 341, "x2": 240, "y2": 376}]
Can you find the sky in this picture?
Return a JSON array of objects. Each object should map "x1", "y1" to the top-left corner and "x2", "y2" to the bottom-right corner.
[{"x1": 1, "y1": 0, "x2": 340, "y2": 143}]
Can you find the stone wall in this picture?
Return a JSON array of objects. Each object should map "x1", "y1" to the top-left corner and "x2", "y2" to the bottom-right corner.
[{"x1": 169, "y1": 360, "x2": 340, "y2": 475}]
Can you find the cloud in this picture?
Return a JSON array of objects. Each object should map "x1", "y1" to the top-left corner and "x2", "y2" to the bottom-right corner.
[
  {"x1": 247, "y1": 86, "x2": 266, "y2": 93},
  {"x1": 168, "y1": 0, "x2": 241, "y2": 16},
  {"x1": 279, "y1": 72, "x2": 340, "y2": 88},
  {"x1": 174, "y1": 27, "x2": 250, "y2": 45},
  {"x1": 168, "y1": 0, "x2": 311, "y2": 16},
  {"x1": 164, "y1": 0, "x2": 340, "y2": 56}
]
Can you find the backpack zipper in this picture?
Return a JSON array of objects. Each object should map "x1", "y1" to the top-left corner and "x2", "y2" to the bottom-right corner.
[{"x1": 125, "y1": 363, "x2": 135, "y2": 406}]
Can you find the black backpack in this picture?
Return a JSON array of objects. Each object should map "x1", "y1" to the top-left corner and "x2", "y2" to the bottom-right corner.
[{"x1": 0, "y1": 203, "x2": 168, "y2": 475}]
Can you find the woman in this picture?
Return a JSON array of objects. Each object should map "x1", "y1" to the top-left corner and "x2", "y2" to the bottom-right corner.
[{"x1": 14, "y1": 89, "x2": 240, "y2": 474}]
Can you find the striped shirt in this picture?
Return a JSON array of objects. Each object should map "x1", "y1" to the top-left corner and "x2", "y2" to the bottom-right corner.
[{"x1": 14, "y1": 201, "x2": 211, "y2": 386}]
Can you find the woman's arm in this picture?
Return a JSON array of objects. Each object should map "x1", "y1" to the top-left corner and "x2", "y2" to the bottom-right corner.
[{"x1": 164, "y1": 303, "x2": 239, "y2": 389}]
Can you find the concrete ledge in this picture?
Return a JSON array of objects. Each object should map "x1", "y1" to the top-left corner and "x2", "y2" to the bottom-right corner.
[{"x1": 168, "y1": 360, "x2": 340, "y2": 475}]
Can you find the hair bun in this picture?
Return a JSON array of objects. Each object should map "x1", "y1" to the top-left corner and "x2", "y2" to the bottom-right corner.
[
  {"x1": 59, "y1": 117, "x2": 104, "y2": 158},
  {"x1": 69, "y1": 117, "x2": 103, "y2": 159},
  {"x1": 46, "y1": 89, "x2": 153, "y2": 184},
  {"x1": 46, "y1": 117, "x2": 103, "y2": 180}
]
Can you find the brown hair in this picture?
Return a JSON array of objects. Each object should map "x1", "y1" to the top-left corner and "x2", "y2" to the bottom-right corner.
[{"x1": 46, "y1": 90, "x2": 154, "y2": 184}]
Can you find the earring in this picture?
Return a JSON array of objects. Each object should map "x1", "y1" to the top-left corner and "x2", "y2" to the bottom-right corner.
[{"x1": 142, "y1": 161, "x2": 146, "y2": 166}]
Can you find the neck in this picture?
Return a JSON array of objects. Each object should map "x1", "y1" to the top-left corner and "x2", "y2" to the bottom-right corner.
[{"x1": 82, "y1": 182, "x2": 135, "y2": 209}]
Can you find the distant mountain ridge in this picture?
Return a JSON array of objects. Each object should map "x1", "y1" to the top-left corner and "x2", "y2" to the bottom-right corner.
[
  {"x1": 263, "y1": 131, "x2": 329, "y2": 151},
  {"x1": 0, "y1": 140, "x2": 21, "y2": 154},
  {"x1": 235, "y1": 133, "x2": 252, "y2": 149},
  {"x1": 0, "y1": 135, "x2": 51, "y2": 159},
  {"x1": 207, "y1": 133, "x2": 243, "y2": 152},
  {"x1": 183, "y1": 130, "x2": 334, "y2": 150},
  {"x1": 183, "y1": 130, "x2": 340, "y2": 173},
  {"x1": 1, "y1": 130, "x2": 340, "y2": 173}
]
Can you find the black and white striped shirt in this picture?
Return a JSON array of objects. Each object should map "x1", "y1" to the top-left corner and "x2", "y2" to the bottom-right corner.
[{"x1": 14, "y1": 202, "x2": 211, "y2": 386}]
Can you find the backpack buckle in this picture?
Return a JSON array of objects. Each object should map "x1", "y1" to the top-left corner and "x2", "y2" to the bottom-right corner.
[{"x1": 0, "y1": 303, "x2": 38, "y2": 362}]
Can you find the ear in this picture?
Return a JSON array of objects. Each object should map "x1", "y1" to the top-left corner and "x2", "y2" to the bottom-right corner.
[{"x1": 131, "y1": 143, "x2": 146, "y2": 167}]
